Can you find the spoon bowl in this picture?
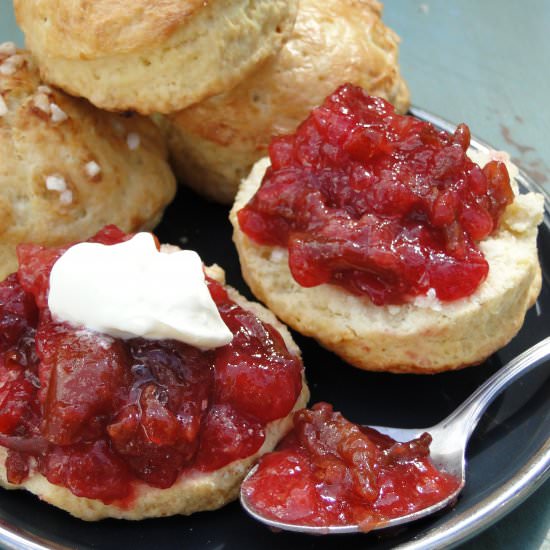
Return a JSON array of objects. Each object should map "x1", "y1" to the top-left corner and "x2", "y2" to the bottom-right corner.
[{"x1": 240, "y1": 336, "x2": 550, "y2": 534}]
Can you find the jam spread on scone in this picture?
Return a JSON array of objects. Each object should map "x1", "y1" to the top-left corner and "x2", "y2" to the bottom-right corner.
[
  {"x1": 0, "y1": 226, "x2": 303, "y2": 504},
  {"x1": 238, "y1": 84, "x2": 514, "y2": 305},
  {"x1": 242, "y1": 403, "x2": 460, "y2": 531}
]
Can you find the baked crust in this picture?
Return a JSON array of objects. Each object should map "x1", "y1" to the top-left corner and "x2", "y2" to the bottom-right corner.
[
  {"x1": 14, "y1": 0, "x2": 299, "y2": 113},
  {"x1": 14, "y1": 1, "x2": 209, "y2": 59},
  {"x1": 163, "y1": 0, "x2": 410, "y2": 203},
  {"x1": 230, "y1": 155, "x2": 544, "y2": 374},
  {"x1": 0, "y1": 48, "x2": 176, "y2": 281},
  {"x1": 0, "y1": 264, "x2": 310, "y2": 520}
]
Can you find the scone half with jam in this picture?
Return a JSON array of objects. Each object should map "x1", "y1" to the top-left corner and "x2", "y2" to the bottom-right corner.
[
  {"x1": 230, "y1": 84, "x2": 544, "y2": 374},
  {"x1": 0, "y1": 226, "x2": 308, "y2": 520}
]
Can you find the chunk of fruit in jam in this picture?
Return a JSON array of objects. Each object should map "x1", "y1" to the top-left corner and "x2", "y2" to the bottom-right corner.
[
  {"x1": 214, "y1": 298, "x2": 303, "y2": 423},
  {"x1": 238, "y1": 84, "x2": 514, "y2": 305},
  {"x1": 194, "y1": 403, "x2": 264, "y2": 472},
  {"x1": 242, "y1": 403, "x2": 460, "y2": 530},
  {"x1": 0, "y1": 275, "x2": 40, "y2": 438},
  {"x1": 0, "y1": 226, "x2": 303, "y2": 502}
]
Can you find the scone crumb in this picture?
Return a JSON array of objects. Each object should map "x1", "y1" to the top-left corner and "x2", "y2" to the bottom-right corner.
[
  {"x1": 0, "y1": 54, "x2": 24, "y2": 76},
  {"x1": 0, "y1": 95, "x2": 7, "y2": 117},
  {"x1": 60, "y1": 190, "x2": 73, "y2": 204},
  {"x1": 127, "y1": 133, "x2": 141, "y2": 150},
  {"x1": 37, "y1": 85, "x2": 53, "y2": 95},
  {"x1": 45, "y1": 174, "x2": 67, "y2": 192},
  {"x1": 502, "y1": 192, "x2": 545, "y2": 233},
  {"x1": 413, "y1": 288, "x2": 443, "y2": 311},
  {"x1": 45, "y1": 173, "x2": 73, "y2": 203},
  {"x1": 50, "y1": 103, "x2": 68, "y2": 123},
  {"x1": 0, "y1": 42, "x2": 16, "y2": 58},
  {"x1": 84, "y1": 161, "x2": 101, "y2": 178},
  {"x1": 33, "y1": 93, "x2": 51, "y2": 114},
  {"x1": 270, "y1": 248, "x2": 286, "y2": 262}
]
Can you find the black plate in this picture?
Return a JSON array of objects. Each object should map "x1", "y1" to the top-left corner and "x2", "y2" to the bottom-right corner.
[{"x1": 0, "y1": 111, "x2": 548, "y2": 550}]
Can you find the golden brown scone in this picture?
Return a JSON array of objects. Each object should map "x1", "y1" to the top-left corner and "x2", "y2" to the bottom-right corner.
[
  {"x1": 14, "y1": 0, "x2": 299, "y2": 114},
  {"x1": 0, "y1": 264, "x2": 310, "y2": 520},
  {"x1": 163, "y1": 0, "x2": 410, "y2": 203},
  {"x1": 0, "y1": 46, "x2": 176, "y2": 281},
  {"x1": 230, "y1": 153, "x2": 544, "y2": 374}
]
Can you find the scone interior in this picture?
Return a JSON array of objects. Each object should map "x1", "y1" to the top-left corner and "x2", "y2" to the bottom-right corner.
[
  {"x1": 14, "y1": 0, "x2": 299, "y2": 114},
  {"x1": 230, "y1": 89, "x2": 544, "y2": 374},
  {"x1": 0, "y1": 227, "x2": 309, "y2": 520},
  {"x1": 163, "y1": 0, "x2": 410, "y2": 203},
  {"x1": 0, "y1": 46, "x2": 176, "y2": 281}
]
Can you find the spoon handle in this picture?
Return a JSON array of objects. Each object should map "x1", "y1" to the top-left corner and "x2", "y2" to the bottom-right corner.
[{"x1": 435, "y1": 336, "x2": 550, "y2": 441}]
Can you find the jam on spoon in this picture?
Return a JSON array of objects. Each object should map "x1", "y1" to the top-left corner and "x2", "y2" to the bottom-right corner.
[
  {"x1": 241, "y1": 403, "x2": 460, "y2": 532},
  {"x1": 241, "y1": 337, "x2": 550, "y2": 534}
]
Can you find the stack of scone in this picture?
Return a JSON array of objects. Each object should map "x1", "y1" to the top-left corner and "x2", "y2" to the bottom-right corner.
[
  {"x1": 12, "y1": 0, "x2": 411, "y2": 205},
  {"x1": 1, "y1": 0, "x2": 543, "y2": 528}
]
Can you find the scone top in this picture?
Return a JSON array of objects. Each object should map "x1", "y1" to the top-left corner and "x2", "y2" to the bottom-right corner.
[
  {"x1": 172, "y1": 0, "x2": 410, "y2": 145},
  {"x1": 15, "y1": 0, "x2": 211, "y2": 59},
  {"x1": 14, "y1": 0, "x2": 300, "y2": 113}
]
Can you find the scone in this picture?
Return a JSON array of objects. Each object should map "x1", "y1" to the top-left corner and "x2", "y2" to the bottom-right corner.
[
  {"x1": 163, "y1": 0, "x2": 410, "y2": 203},
  {"x1": 0, "y1": 46, "x2": 176, "y2": 281},
  {"x1": 14, "y1": 0, "x2": 299, "y2": 114},
  {"x1": 0, "y1": 226, "x2": 309, "y2": 520},
  {"x1": 230, "y1": 86, "x2": 544, "y2": 373}
]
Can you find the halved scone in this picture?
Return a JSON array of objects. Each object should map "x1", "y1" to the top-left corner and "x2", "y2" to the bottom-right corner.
[
  {"x1": 0, "y1": 227, "x2": 309, "y2": 520},
  {"x1": 230, "y1": 87, "x2": 544, "y2": 373}
]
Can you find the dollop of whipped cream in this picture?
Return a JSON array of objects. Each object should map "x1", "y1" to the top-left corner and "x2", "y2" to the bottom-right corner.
[{"x1": 48, "y1": 233, "x2": 233, "y2": 349}]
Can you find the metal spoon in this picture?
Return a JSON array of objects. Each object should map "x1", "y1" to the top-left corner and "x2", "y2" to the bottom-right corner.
[{"x1": 240, "y1": 336, "x2": 550, "y2": 534}]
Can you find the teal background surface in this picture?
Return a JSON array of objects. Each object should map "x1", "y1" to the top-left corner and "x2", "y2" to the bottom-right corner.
[
  {"x1": 384, "y1": 0, "x2": 550, "y2": 196},
  {"x1": 0, "y1": 0, "x2": 548, "y2": 548}
]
